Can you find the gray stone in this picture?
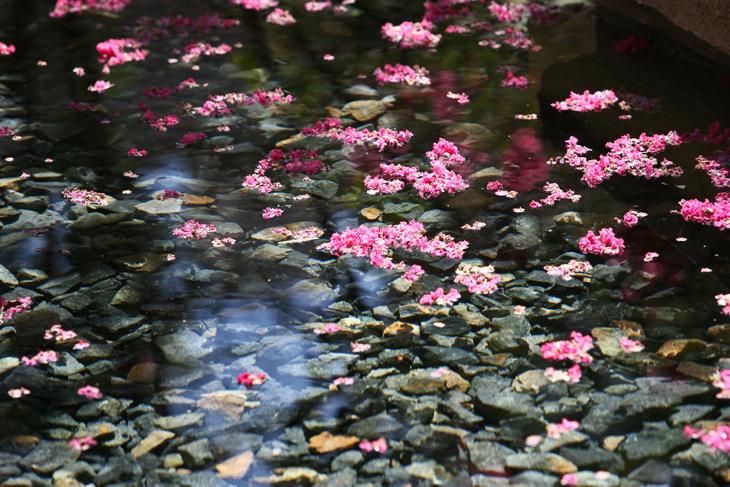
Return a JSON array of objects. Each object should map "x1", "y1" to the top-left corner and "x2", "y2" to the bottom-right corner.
[
  {"x1": 22, "y1": 442, "x2": 80, "y2": 474},
  {"x1": 155, "y1": 329, "x2": 211, "y2": 366},
  {"x1": 179, "y1": 439, "x2": 213, "y2": 468},
  {"x1": 0, "y1": 264, "x2": 18, "y2": 286}
]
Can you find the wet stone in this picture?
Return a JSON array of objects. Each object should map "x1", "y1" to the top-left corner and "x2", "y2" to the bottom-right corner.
[
  {"x1": 155, "y1": 329, "x2": 211, "y2": 366},
  {"x1": 179, "y1": 438, "x2": 214, "y2": 468},
  {"x1": 21, "y1": 442, "x2": 81, "y2": 474}
]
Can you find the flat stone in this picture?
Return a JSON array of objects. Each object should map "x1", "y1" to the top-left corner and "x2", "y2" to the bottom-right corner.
[
  {"x1": 505, "y1": 453, "x2": 577, "y2": 474},
  {"x1": 385, "y1": 368, "x2": 469, "y2": 395},
  {"x1": 308, "y1": 432, "x2": 359, "y2": 454},
  {"x1": 179, "y1": 439, "x2": 213, "y2": 468},
  {"x1": 22, "y1": 442, "x2": 80, "y2": 474},
  {"x1": 0, "y1": 264, "x2": 18, "y2": 286},
  {"x1": 135, "y1": 198, "x2": 182, "y2": 215},
  {"x1": 656, "y1": 339, "x2": 707, "y2": 360},
  {"x1": 131, "y1": 430, "x2": 175, "y2": 459},
  {"x1": 154, "y1": 413, "x2": 205, "y2": 430},
  {"x1": 155, "y1": 329, "x2": 211, "y2": 366},
  {"x1": 215, "y1": 451, "x2": 253, "y2": 479}
]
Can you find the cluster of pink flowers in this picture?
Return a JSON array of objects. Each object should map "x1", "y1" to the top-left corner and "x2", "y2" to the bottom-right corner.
[
  {"x1": 62, "y1": 187, "x2": 110, "y2": 206},
  {"x1": 453, "y1": 264, "x2": 501, "y2": 294},
  {"x1": 231, "y1": 0, "x2": 277, "y2": 9},
  {"x1": 696, "y1": 156, "x2": 730, "y2": 188},
  {"x1": 262, "y1": 207, "x2": 284, "y2": 219},
  {"x1": 44, "y1": 324, "x2": 77, "y2": 343},
  {"x1": 96, "y1": 38, "x2": 148, "y2": 73},
  {"x1": 541, "y1": 331, "x2": 594, "y2": 364},
  {"x1": 314, "y1": 323, "x2": 342, "y2": 335},
  {"x1": 172, "y1": 220, "x2": 217, "y2": 239},
  {"x1": 419, "y1": 288, "x2": 461, "y2": 306},
  {"x1": 132, "y1": 14, "x2": 239, "y2": 44},
  {"x1": 544, "y1": 364, "x2": 582, "y2": 384},
  {"x1": 620, "y1": 209, "x2": 646, "y2": 227},
  {"x1": 485, "y1": 180, "x2": 518, "y2": 198},
  {"x1": 212, "y1": 237, "x2": 236, "y2": 248},
  {"x1": 716, "y1": 294, "x2": 730, "y2": 316},
  {"x1": 500, "y1": 70, "x2": 528, "y2": 90},
  {"x1": 549, "y1": 132, "x2": 682, "y2": 187},
  {"x1": 21, "y1": 350, "x2": 58, "y2": 367},
  {"x1": 677, "y1": 193, "x2": 730, "y2": 230},
  {"x1": 50, "y1": 0, "x2": 132, "y2": 18},
  {"x1": 0, "y1": 126, "x2": 14, "y2": 137},
  {"x1": 78, "y1": 385, "x2": 103, "y2": 400},
  {"x1": 302, "y1": 117, "x2": 413, "y2": 152},
  {"x1": 69, "y1": 436, "x2": 97, "y2": 451},
  {"x1": 578, "y1": 228, "x2": 625, "y2": 256},
  {"x1": 192, "y1": 89, "x2": 294, "y2": 117},
  {"x1": 272, "y1": 226, "x2": 324, "y2": 242},
  {"x1": 544, "y1": 260, "x2": 592, "y2": 280},
  {"x1": 364, "y1": 138, "x2": 468, "y2": 199},
  {"x1": 318, "y1": 220, "x2": 468, "y2": 272},
  {"x1": 620, "y1": 336, "x2": 644, "y2": 353},
  {"x1": 127, "y1": 148, "x2": 148, "y2": 157},
  {"x1": 481, "y1": 28, "x2": 536, "y2": 50},
  {"x1": 359, "y1": 437, "x2": 388, "y2": 454},
  {"x1": 266, "y1": 8, "x2": 296, "y2": 25},
  {"x1": 529, "y1": 182, "x2": 580, "y2": 208},
  {"x1": 713, "y1": 370, "x2": 730, "y2": 399},
  {"x1": 88, "y1": 80, "x2": 113, "y2": 93},
  {"x1": 305, "y1": 0, "x2": 355, "y2": 14},
  {"x1": 462, "y1": 221, "x2": 486, "y2": 231},
  {"x1": 237, "y1": 372, "x2": 267, "y2": 388},
  {"x1": 551, "y1": 90, "x2": 618, "y2": 112},
  {"x1": 0, "y1": 42, "x2": 15, "y2": 56},
  {"x1": 488, "y1": 1, "x2": 529, "y2": 22},
  {"x1": 546, "y1": 418, "x2": 580, "y2": 439},
  {"x1": 403, "y1": 264, "x2": 424, "y2": 282},
  {"x1": 684, "y1": 424, "x2": 730, "y2": 453},
  {"x1": 176, "y1": 132, "x2": 207, "y2": 148},
  {"x1": 447, "y1": 91, "x2": 470, "y2": 104},
  {"x1": 181, "y1": 42, "x2": 232, "y2": 63},
  {"x1": 242, "y1": 149, "x2": 323, "y2": 193},
  {"x1": 381, "y1": 20, "x2": 442, "y2": 49},
  {"x1": 373, "y1": 64, "x2": 431, "y2": 87},
  {"x1": 0, "y1": 296, "x2": 32, "y2": 324}
]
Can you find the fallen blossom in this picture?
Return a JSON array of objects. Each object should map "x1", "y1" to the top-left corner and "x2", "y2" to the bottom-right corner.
[
  {"x1": 323, "y1": 53, "x2": 335, "y2": 61},
  {"x1": 446, "y1": 91, "x2": 470, "y2": 104},
  {"x1": 381, "y1": 20, "x2": 441, "y2": 49},
  {"x1": 500, "y1": 70, "x2": 528, "y2": 90},
  {"x1": 303, "y1": 117, "x2": 412, "y2": 152},
  {"x1": 513, "y1": 305, "x2": 526, "y2": 315},
  {"x1": 529, "y1": 182, "x2": 580, "y2": 208},
  {"x1": 684, "y1": 424, "x2": 730, "y2": 452},
  {"x1": 643, "y1": 252, "x2": 659, "y2": 262},
  {"x1": 717, "y1": 294, "x2": 730, "y2": 316},
  {"x1": 462, "y1": 221, "x2": 486, "y2": 231},
  {"x1": 87, "y1": 80, "x2": 114, "y2": 93},
  {"x1": 485, "y1": 180, "x2": 518, "y2": 198},
  {"x1": 561, "y1": 473, "x2": 577, "y2": 486},
  {"x1": 713, "y1": 370, "x2": 730, "y2": 399},
  {"x1": 0, "y1": 42, "x2": 16, "y2": 56},
  {"x1": 544, "y1": 260, "x2": 592, "y2": 280},
  {"x1": 73, "y1": 339, "x2": 90, "y2": 350},
  {"x1": 551, "y1": 90, "x2": 618, "y2": 112},
  {"x1": 230, "y1": 0, "x2": 278, "y2": 10},
  {"x1": 420, "y1": 288, "x2": 461, "y2": 306},
  {"x1": 619, "y1": 336, "x2": 644, "y2": 353},
  {"x1": 237, "y1": 372, "x2": 267, "y2": 388},
  {"x1": 359, "y1": 437, "x2": 388, "y2": 454},
  {"x1": 374, "y1": 64, "x2": 431, "y2": 86},
  {"x1": 696, "y1": 156, "x2": 730, "y2": 188},
  {"x1": 0, "y1": 296, "x2": 32, "y2": 324},
  {"x1": 172, "y1": 220, "x2": 216, "y2": 239},
  {"x1": 51, "y1": 0, "x2": 131, "y2": 18},
  {"x1": 541, "y1": 332, "x2": 593, "y2": 364},
  {"x1": 69, "y1": 436, "x2": 97, "y2": 451},
  {"x1": 157, "y1": 189, "x2": 181, "y2": 200},
  {"x1": 73, "y1": 67, "x2": 85, "y2": 76},
  {"x1": 44, "y1": 324, "x2": 77, "y2": 342},
  {"x1": 181, "y1": 42, "x2": 232, "y2": 63},
  {"x1": 78, "y1": 385, "x2": 103, "y2": 400},
  {"x1": 546, "y1": 418, "x2": 580, "y2": 439},
  {"x1": 454, "y1": 264, "x2": 501, "y2": 295},
  {"x1": 332, "y1": 377, "x2": 354, "y2": 386},
  {"x1": 544, "y1": 364, "x2": 582, "y2": 384},
  {"x1": 266, "y1": 8, "x2": 296, "y2": 25},
  {"x1": 620, "y1": 210, "x2": 647, "y2": 227},
  {"x1": 402, "y1": 264, "x2": 424, "y2": 282},
  {"x1": 166, "y1": 254, "x2": 176, "y2": 261},
  {"x1": 21, "y1": 350, "x2": 58, "y2": 367},
  {"x1": 127, "y1": 148, "x2": 147, "y2": 157},
  {"x1": 579, "y1": 228, "x2": 624, "y2": 255},
  {"x1": 211, "y1": 237, "x2": 236, "y2": 248},
  {"x1": 262, "y1": 207, "x2": 284, "y2": 219},
  {"x1": 515, "y1": 113, "x2": 538, "y2": 120},
  {"x1": 678, "y1": 193, "x2": 730, "y2": 231},
  {"x1": 314, "y1": 323, "x2": 342, "y2": 335},
  {"x1": 7, "y1": 387, "x2": 30, "y2": 399},
  {"x1": 350, "y1": 342, "x2": 371, "y2": 353},
  {"x1": 176, "y1": 131, "x2": 206, "y2": 148}
]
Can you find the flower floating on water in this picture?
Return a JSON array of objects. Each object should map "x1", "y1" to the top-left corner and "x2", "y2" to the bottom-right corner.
[
  {"x1": 359, "y1": 437, "x2": 388, "y2": 454},
  {"x1": 716, "y1": 294, "x2": 730, "y2": 316},
  {"x1": 62, "y1": 187, "x2": 110, "y2": 207},
  {"x1": 579, "y1": 228, "x2": 624, "y2": 256},
  {"x1": 157, "y1": 189, "x2": 181, "y2": 200},
  {"x1": 314, "y1": 323, "x2": 342, "y2": 335},
  {"x1": 176, "y1": 132, "x2": 207, "y2": 148},
  {"x1": 127, "y1": 148, "x2": 147, "y2": 157},
  {"x1": 462, "y1": 221, "x2": 486, "y2": 231},
  {"x1": 21, "y1": 350, "x2": 58, "y2": 367},
  {"x1": 678, "y1": 193, "x2": 730, "y2": 231},
  {"x1": 0, "y1": 42, "x2": 15, "y2": 56},
  {"x1": 78, "y1": 385, "x2": 103, "y2": 400},
  {"x1": 266, "y1": 8, "x2": 296, "y2": 25},
  {"x1": 485, "y1": 180, "x2": 517, "y2": 198},
  {"x1": 262, "y1": 207, "x2": 284, "y2": 219},
  {"x1": 381, "y1": 20, "x2": 441, "y2": 49},
  {"x1": 374, "y1": 64, "x2": 431, "y2": 87},
  {"x1": 8, "y1": 387, "x2": 30, "y2": 399},
  {"x1": 87, "y1": 80, "x2": 114, "y2": 93},
  {"x1": 350, "y1": 342, "x2": 371, "y2": 353},
  {"x1": 419, "y1": 288, "x2": 460, "y2": 306},
  {"x1": 0, "y1": 296, "x2": 32, "y2": 324},
  {"x1": 620, "y1": 210, "x2": 647, "y2": 227},
  {"x1": 713, "y1": 370, "x2": 730, "y2": 399},
  {"x1": 166, "y1": 254, "x2": 176, "y2": 262},
  {"x1": 551, "y1": 90, "x2": 618, "y2": 112},
  {"x1": 446, "y1": 91, "x2": 470, "y2": 104},
  {"x1": 643, "y1": 252, "x2": 659, "y2": 262},
  {"x1": 237, "y1": 372, "x2": 267, "y2": 388},
  {"x1": 619, "y1": 336, "x2": 644, "y2": 353},
  {"x1": 541, "y1": 331, "x2": 593, "y2": 364},
  {"x1": 529, "y1": 182, "x2": 580, "y2": 208},
  {"x1": 322, "y1": 53, "x2": 335, "y2": 61},
  {"x1": 44, "y1": 324, "x2": 77, "y2": 342},
  {"x1": 230, "y1": 0, "x2": 278, "y2": 10},
  {"x1": 302, "y1": 117, "x2": 412, "y2": 152},
  {"x1": 73, "y1": 339, "x2": 90, "y2": 350},
  {"x1": 211, "y1": 237, "x2": 236, "y2": 248},
  {"x1": 69, "y1": 436, "x2": 97, "y2": 451},
  {"x1": 51, "y1": 0, "x2": 131, "y2": 18},
  {"x1": 695, "y1": 156, "x2": 730, "y2": 188},
  {"x1": 172, "y1": 220, "x2": 217, "y2": 240},
  {"x1": 500, "y1": 70, "x2": 528, "y2": 90}
]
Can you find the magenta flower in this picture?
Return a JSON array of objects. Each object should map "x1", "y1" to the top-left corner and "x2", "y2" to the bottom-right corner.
[
  {"x1": 0, "y1": 296, "x2": 32, "y2": 324},
  {"x1": 51, "y1": 0, "x2": 132, "y2": 18},
  {"x1": 446, "y1": 91, "x2": 470, "y2": 104},
  {"x1": 0, "y1": 42, "x2": 16, "y2": 56},
  {"x1": 172, "y1": 220, "x2": 217, "y2": 240},
  {"x1": 578, "y1": 228, "x2": 625, "y2": 256},
  {"x1": 21, "y1": 350, "x2": 58, "y2": 367},
  {"x1": 176, "y1": 132, "x2": 207, "y2": 148},
  {"x1": 402, "y1": 265, "x2": 424, "y2": 282},
  {"x1": 716, "y1": 294, "x2": 730, "y2": 316},
  {"x1": 541, "y1": 331, "x2": 594, "y2": 364},
  {"x1": 419, "y1": 288, "x2": 461, "y2": 306},
  {"x1": 684, "y1": 424, "x2": 730, "y2": 452},
  {"x1": 211, "y1": 237, "x2": 236, "y2": 248},
  {"x1": 266, "y1": 8, "x2": 296, "y2": 25},
  {"x1": 237, "y1": 372, "x2": 266, "y2": 388},
  {"x1": 181, "y1": 42, "x2": 232, "y2": 63},
  {"x1": 643, "y1": 252, "x2": 659, "y2": 262},
  {"x1": 62, "y1": 187, "x2": 110, "y2": 207},
  {"x1": 551, "y1": 89, "x2": 618, "y2": 112},
  {"x1": 381, "y1": 20, "x2": 441, "y2": 49},
  {"x1": 7, "y1": 387, "x2": 30, "y2": 399},
  {"x1": 302, "y1": 118, "x2": 412, "y2": 152},
  {"x1": 546, "y1": 418, "x2": 580, "y2": 439},
  {"x1": 69, "y1": 436, "x2": 97, "y2": 451},
  {"x1": 96, "y1": 38, "x2": 147, "y2": 72},
  {"x1": 678, "y1": 193, "x2": 730, "y2": 231},
  {"x1": 544, "y1": 364, "x2": 582, "y2": 384},
  {"x1": 500, "y1": 70, "x2": 528, "y2": 90},
  {"x1": 374, "y1": 64, "x2": 431, "y2": 87},
  {"x1": 619, "y1": 336, "x2": 644, "y2": 353},
  {"x1": 127, "y1": 148, "x2": 147, "y2": 157},
  {"x1": 78, "y1": 385, "x2": 103, "y2": 400},
  {"x1": 713, "y1": 370, "x2": 730, "y2": 399},
  {"x1": 359, "y1": 437, "x2": 388, "y2": 454},
  {"x1": 453, "y1": 264, "x2": 500, "y2": 295},
  {"x1": 696, "y1": 156, "x2": 730, "y2": 188},
  {"x1": 262, "y1": 207, "x2": 284, "y2": 220},
  {"x1": 87, "y1": 80, "x2": 114, "y2": 93},
  {"x1": 544, "y1": 260, "x2": 592, "y2": 280},
  {"x1": 230, "y1": 0, "x2": 278, "y2": 10},
  {"x1": 529, "y1": 182, "x2": 581, "y2": 208}
]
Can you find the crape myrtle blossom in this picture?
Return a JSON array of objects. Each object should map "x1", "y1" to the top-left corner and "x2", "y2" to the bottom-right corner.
[
  {"x1": 485, "y1": 180, "x2": 518, "y2": 198},
  {"x1": 0, "y1": 42, "x2": 16, "y2": 56},
  {"x1": 87, "y1": 80, "x2": 114, "y2": 93},
  {"x1": 488, "y1": 1, "x2": 529, "y2": 22},
  {"x1": 453, "y1": 264, "x2": 500, "y2": 295},
  {"x1": 237, "y1": 372, "x2": 266, "y2": 388},
  {"x1": 364, "y1": 138, "x2": 468, "y2": 199},
  {"x1": 8, "y1": 387, "x2": 30, "y2": 399},
  {"x1": 643, "y1": 252, "x2": 659, "y2": 262},
  {"x1": 462, "y1": 221, "x2": 486, "y2": 231},
  {"x1": 402, "y1": 264, "x2": 424, "y2": 282},
  {"x1": 549, "y1": 132, "x2": 682, "y2": 188},
  {"x1": 266, "y1": 8, "x2": 296, "y2": 25},
  {"x1": 544, "y1": 260, "x2": 592, "y2": 280},
  {"x1": 50, "y1": 0, "x2": 132, "y2": 18},
  {"x1": 541, "y1": 331, "x2": 594, "y2": 364},
  {"x1": 684, "y1": 424, "x2": 730, "y2": 453},
  {"x1": 302, "y1": 117, "x2": 412, "y2": 152},
  {"x1": 381, "y1": 20, "x2": 441, "y2": 49},
  {"x1": 546, "y1": 419, "x2": 580, "y2": 439},
  {"x1": 0, "y1": 126, "x2": 14, "y2": 137},
  {"x1": 96, "y1": 38, "x2": 148, "y2": 73},
  {"x1": 446, "y1": 91, "x2": 470, "y2": 104},
  {"x1": 500, "y1": 70, "x2": 528, "y2": 90},
  {"x1": 696, "y1": 156, "x2": 730, "y2": 188},
  {"x1": 374, "y1": 64, "x2": 431, "y2": 87},
  {"x1": 529, "y1": 182, "x2": 580, "y2": 208},
  {"x1": 619, "y1": 336, "x2": 644, "y2": 353},
  {"x1": 212, "y1": 237, "x2": 236, "y2": 247},
  {"x1": 359, "y1": 438, "x2": 388, "y2": 454},
  {"x1": 620, "y1": 209, "x2": 646, "y2": 227},
  {"x1": 78, "y1": 385, "x2": 103, "y2": 400},
  {"x1": 0, "y1": 296, "x2": 32, "y2": 324},
  {"x1": 181, "y1": 42, "x2": 232, "y2": 63},
  {"x1": 191, "y1": 89, "x2": 294, "y2": 117},
  {"x1": 318, "y1": 220, "x2": 468, "y2": 273},
  {"x1": 62, "y1": 187, "x2": 110, "y2": 206},
  {"x1": 551, "y1": 90, "x2": 618, "y2": 112},
  {"x1": 262, "y1": 207, "x2": 283, "y2": 219},
  {"x1": 713, "y1": 370, "x2": 730, "y2": 399},
  {"x1": 677, "y1": 193, "x2": 730, "y2": 230},
  {"x1": 578, "y1": 228, "x2": 625, "y2": 256},
  {"x1": 230, "y1": 0, "x2": 278, "y2": 10},
  {"x1": 44, "y1": 324, "x2": 77, "y2": 343},
  {"x1": 305, "y1": 0, "x2": 356, "y2": 14},
  {"x1": 271, "y1": 226, "x2": 324, "y2": 242},
  {"x1": 242, "y1": 149, "x2": 324, "y2": 193},
  {"x1": 172, "y1": 220, "x2": 217, "y2": 239},
  {"x1": 717, "y1": 294, "x2": 730, "y2": 316},
  {"x1": 21, "y1": 350, "x2": 58, "y2": 367},
  {"x1": 127, "y1": 148, "x2": 147, "y2": 157},
  {"x1": 545, "y1": 364, "x2": 582, "y2": 384},
  {"x1": 419, "y1": 288, "x2": 461, "y2": 306},
  {"x1": 176, "y1": 132, "x2": 206, "y2": 148},
  {"x1": 69, "y1": 436, "x2": 97, "y2": 451}
]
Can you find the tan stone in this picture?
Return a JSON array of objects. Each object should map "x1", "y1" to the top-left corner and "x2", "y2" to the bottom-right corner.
[
  {"x1": 182, "y1": 193, "x2": 215, "y2": 205},
  {"x1": 383, "y1": 321, "x2": 420, "y2": 336},
  {"x1": 197, "y1": 390, "x2": 248, "y2": 420},
  {"x1": 611, "y1": 320, "x2": 645, "y2": 338},
  {"x1": 512, "y1": 370, "x2": 549, "y2": 393},
  {"x1": 255, "y1": 467, "x2": 326, "y2": 484},
  {"x1": 215, "y1": 451, "x2": 254, "y2": 479},
  {"x1": 656, "y1": 338, "x2": 707, "y2": 359},
  {"x1": 308, "y1": 431, "x2": 359, "y2": 454},
  {"x1": 132, "y1": 430, "x2": 175, "y2": 459},
  {"x1": 708, "y1": 324, "x2": 730, "y2": 344},
  {"x1": 676, "y1": 361, "x2": 718, "y2": 383},
  {"x1": 603, "y1": 435, "x2": 625, "y2": 451},
  {"x1": 127, "y1": 362, "x2": 158, "y2": 383}
]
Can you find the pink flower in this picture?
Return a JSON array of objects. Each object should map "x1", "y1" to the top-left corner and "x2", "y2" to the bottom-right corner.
[
  {"x1": 359, "y1": 437, "x2": 388, "y2": 453},
  {"x1": 454, "y1": 264, "x2": 500, "y2": 295},
  {"x1": 713, "y1": 370, "x2": 730, "y2": 399},
  {"x1": 73, "y1": 339, "x2": 90, "y2": 350},
  {"x1": 44, "y1": 324, "x2": 78, "y2": 342},
  {"x1": 127, "y1": 148, "x2": 147, "y2": 157},
  {"x1": 419, "y1": 288, "x2": 461, "y2": 306},
  {"x1": 541, "y1": 331, "x2": 594, "y2": 364},
  {"x1": 560, "y1": 473, "x2": 577, "y2": 486},
  {"x1": 446, "y1": 91, "x2": 470, "y2": 104},
  {"x1": 374, "y1": 64, "x2": 431, "y2": 87},
  {"x1": 69, "y1": 436, "x2": 97, "y2": 451},
  {"x1": 381, "y1": 20, "x2": 441, "y2": 49},
  {"x1": 462, "y1": 221, "x2": 486, "y2": 231},
  {"x1": 544, "y1": 260, "x2": 592, "y2": 280},
  {"x1": 62, "y1": 187, "x2": 110, "y2": 206},
  {"x1": 266, "y1": 8, "x2": 296, "y2": 25},
  {"x1": 621, "y1": 210, "x2": 646, "y2": 227},
  {"x1": 403, "y1": 265, "x2": 424, "y2": 282},
  {"x1": 678, "y1": 193, "x2": 730, "y2": 231},
  {"x1": 551, "y1": 89, "x2": 618, "y2": 112},
  {"x1": 314, "y1": 323, "x2": 342, "y2": 335},
  {"x1": 643, "y1": 252, "x2": 659, "y2": 262},
  {"x1": 7, "y1": 387, "x2": 30, "y2": 399},
  {"x1": 350, "y1": 342, "x2": 371, "y2": 353},
  {"x1": 96, "y1": 38, "x2": 147, "y2": 72},
  {"x1": 0, "y1": 42, "x2": 16, "y2": 56},
  {"x1": 485, "y1": 180, "x2": 518, "y2": 198},
  {"x1": 166, "y1": 254, "x2": 177, "y2": 261},
  {"x1": 72, "y1": 67, "x2": 85, "y2": 76},
  {"x1": 211, "y1": 237, "x2": 236, "y2": 248},
  {"x1": 546, "y1": 418, "x2": 580, "y2": 439},
  {"x1": 176, "y1": 132, "x2": 206, "y2": 148},
  {"x1": 578, "y1": 228, "x2": 625, "y2": 256},
  {"x1": 684, "y1": 424, "x2": 730, "y2": 452},
  {"x1": 529, "y1": 182, "x2": 581, "y2": 208},
  {"x1": 332, "y1": 377, "x2": 354, "y2": 386},
  {"x1": 181, "y1": 42, "x2": 232, "y2": 63},
  {"x1": 716, "y1": 294, "x2": 730, "y2": 316},
  {"x1": 21, "y1": 350, "x2": 58, "y2": 367},
  {"x1": 544, "y1": 364, "x2": 582, "y2": 384},
  {"x1": 500, "y1": 70, "x2": 528, "y2": 90},
  {"x1": 172, "y1": 220, "x2": 217, "y2": 240},
  {"x1": 230, "y1": 0, "x2": 278, "y2": 10},
  {"x1": 619, "y1": 336, "x2": 644, "y2": 353},
  {"x1": 78, "y1": 385, "x2": 103, "y2": 400},
  {"x1": 237, "y1": 372, "x2": 267, "y2": 388},
  {"x1": 87, "y1": 80, "x2": 114, "y2": 93},
  {"x1": 696, "y1": 156, "x2": 730, "y2": 188},
  {"x1": 0, "y1": 296, "x2": 32, "y2": 324},
  {"x1": 303, "y1": 118, "x2": 412, "y2": 152},
  {"x1": 262, "y1": 207, "x2": 284, "y2": 220},
  {"x1": 323, "y1": 53, "x2": 335, "y2": 61},
  {"x1": 51, "y1": 0, "x2": 131, "y2": 17}
]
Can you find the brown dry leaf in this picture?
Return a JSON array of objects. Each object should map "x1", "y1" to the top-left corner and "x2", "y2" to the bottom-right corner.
[
  {"x1": 216, "y1": 451, "x2": 254, "y2": 479},
  {"x1": 308, "y1": 431, "x2": 359, "y2": 454}
]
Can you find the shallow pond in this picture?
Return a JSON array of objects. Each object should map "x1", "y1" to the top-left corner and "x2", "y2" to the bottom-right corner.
[{"x1": 1, "y1": 0, "x2": 730, "y2": 485}]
